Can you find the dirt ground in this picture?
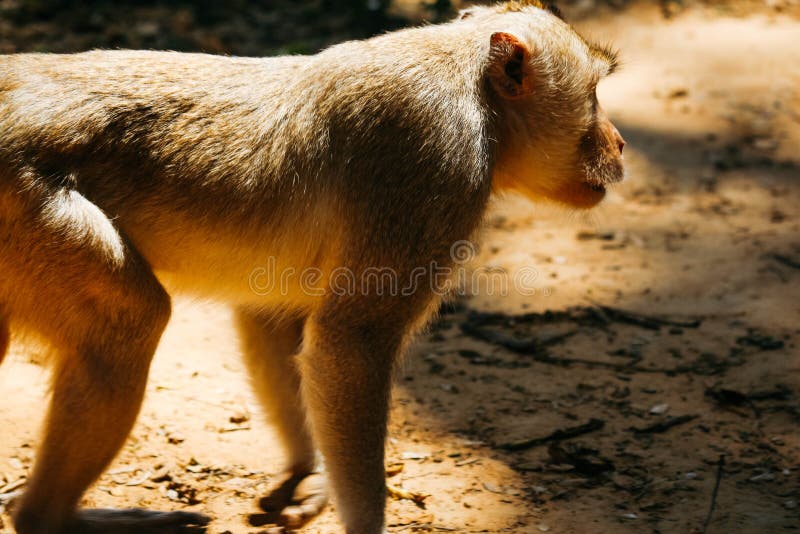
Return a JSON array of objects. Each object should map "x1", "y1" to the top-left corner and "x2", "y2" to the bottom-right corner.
[{"x1": 2, "y1": 2, "x2": 800, "y2": 533}]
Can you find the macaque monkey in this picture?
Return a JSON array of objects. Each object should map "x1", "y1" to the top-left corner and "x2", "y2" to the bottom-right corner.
[{"x1": 0, "y1": 1, "x2": 624, "y2": 533}]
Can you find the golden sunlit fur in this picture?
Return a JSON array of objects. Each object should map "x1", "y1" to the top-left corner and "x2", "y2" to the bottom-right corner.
[{"x1": 0, "y1": 2, "x2": 623, "y2": 533}]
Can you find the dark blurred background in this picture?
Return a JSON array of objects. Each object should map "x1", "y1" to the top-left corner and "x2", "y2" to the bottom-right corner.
[
  {"x1": 0, "y1": 0, "x2": 455, "y2": 55},
  {"x1": 2, "y1": 0, "x2": 795, "y2": 56}
]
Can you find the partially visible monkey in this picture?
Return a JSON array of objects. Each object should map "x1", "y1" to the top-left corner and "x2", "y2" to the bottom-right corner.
[{"x1": 0, "y1": 1, "x2": 624, "y2": 533}]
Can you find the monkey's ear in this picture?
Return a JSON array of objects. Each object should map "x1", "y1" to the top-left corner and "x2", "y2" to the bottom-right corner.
[{"x1": 488, "y1": 32, "x2": 535, "y2": 100}]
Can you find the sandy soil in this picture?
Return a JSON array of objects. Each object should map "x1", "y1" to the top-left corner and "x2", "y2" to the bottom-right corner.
[{"x1": 2, "y1": 3, "x2": 800, "y2": 534}]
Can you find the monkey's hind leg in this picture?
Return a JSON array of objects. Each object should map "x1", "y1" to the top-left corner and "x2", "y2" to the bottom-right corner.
[
  {"x1": 235, "y1": 310, "x2": 328, "y2": 530},
  {"x1": 2, "y1": 187, "x2": 208, "y2": 534}
]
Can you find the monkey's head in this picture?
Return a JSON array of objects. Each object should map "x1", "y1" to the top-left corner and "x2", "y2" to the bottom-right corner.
[{"x1": 470, "y1": 1, "x2": 625, "y2": 208}]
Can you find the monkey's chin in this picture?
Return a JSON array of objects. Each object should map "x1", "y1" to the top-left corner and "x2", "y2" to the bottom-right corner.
[{"x1": 548, "y1": 181, "x2": 607, "y2": 209}]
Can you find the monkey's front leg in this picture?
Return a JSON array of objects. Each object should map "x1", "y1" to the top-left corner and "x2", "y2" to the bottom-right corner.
[{"x1": 297, "y1": 306, "x2": 407, "y2": 534}]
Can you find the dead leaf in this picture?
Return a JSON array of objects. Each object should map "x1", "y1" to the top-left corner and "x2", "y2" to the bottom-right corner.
[{"x1": 387, "y1": 483, "x2": 429, "y2": 508}]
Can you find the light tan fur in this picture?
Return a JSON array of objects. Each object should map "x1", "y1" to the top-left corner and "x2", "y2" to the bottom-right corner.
[{"x1": 0, "y1": 2, "x2": 623, "y2": 533}]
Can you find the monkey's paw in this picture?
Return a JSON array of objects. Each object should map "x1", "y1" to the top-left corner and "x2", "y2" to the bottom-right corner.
[
  {"x1": 248, "y1": 472, "x2": 328, "y2": 532},
  {"x1": 64, "y1": 508, "x2": 210, "y2": 533}
]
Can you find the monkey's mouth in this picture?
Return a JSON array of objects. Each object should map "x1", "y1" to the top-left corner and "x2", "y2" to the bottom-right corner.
[
  {"x1": 563, "y1": 180, "x2": 606, "y2": 208},
  {"x1": 586, "y1": 183, "x2": 606, "y2": 194},
  {"x1": 548, "y1": 177, "x2": 609, "y2": 209}
]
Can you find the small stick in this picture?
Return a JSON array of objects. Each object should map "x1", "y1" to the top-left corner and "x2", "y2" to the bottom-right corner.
[
  {"x1": 499, "y1": 418, "x2": 605, "y2": 451},
  {"x1": 771, "y1": 253, "x2": 800, "y2": 270},
  {"x1": 587, "y1": 299, "x2": 702, "y2": 329},
  {"x1": 703, "y1": 455, "x2": 725, "y2": 534},
  {"x1": 460, "y1": 322, "x2": 716, "y2": 375},
  {"x1": 630, "y1": 414, "x2": 698, "y2": 434},
  {"x1": 0, "y1": 478, "x2": 26, "y2": 495}
]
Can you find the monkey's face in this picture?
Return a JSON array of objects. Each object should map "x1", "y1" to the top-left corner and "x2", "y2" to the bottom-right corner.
[
  {"x1": 552, "y1": 101, "x2": 626, "y2": 208},
  {"x1": 486, "y1": 9, "x2": 626, "y2": 209}
]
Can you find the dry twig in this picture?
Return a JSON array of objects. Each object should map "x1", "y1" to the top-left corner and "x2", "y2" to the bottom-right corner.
[
  {"x1": 630, "y1": 414, "x2": 698, "y2": 434},
  {"x1": 499, "y1": 418, "x2": 605, "y2": 451},
  {"x1": 703, "y1": 455, "x2": 726, "y2": 534}
]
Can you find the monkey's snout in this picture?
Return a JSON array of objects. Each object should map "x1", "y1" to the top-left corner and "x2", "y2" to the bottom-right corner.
[{"x1": 611, "y1": 124, "x2": 626, "y2": 156}]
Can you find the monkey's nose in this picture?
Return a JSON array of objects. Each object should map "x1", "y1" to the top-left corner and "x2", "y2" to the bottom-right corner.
[{"x1": 610, "y1": 124, "x2": 625, "y2": 155}]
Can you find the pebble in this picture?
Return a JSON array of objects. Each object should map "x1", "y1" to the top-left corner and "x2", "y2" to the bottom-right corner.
[
  {"x1": 402, "y1": 452, "x2": 429, "y2": 461},
  {"x1": 749, "y1": 472, "x2": 775, "y2": 482},
  {"x1": 650, "y1": 403, "x2": 670, "y2": 415}
]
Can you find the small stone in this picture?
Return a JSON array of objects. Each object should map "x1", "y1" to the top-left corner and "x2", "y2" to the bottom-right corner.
[
  {"x1": 402, "y1": 452, "x2": 429, "y2": 461},
  {"x1": 186, "y1": 463, "x2": 205, "y2": 473},
  {"x1": 150, "y1": 465, "x2": 172, "y2": 482},
  {"x1": 668, "y1": 87, "x2": 688, "y2": 99},
  {"x1": 749, "y1": 472, "x2": 775, "y2": 482},
  {"x1": 649, "y1": 403, "x2": 670, "y2": 415},
  {"x1": 229, "y1": 412, "x2": 250, "y2": 424},
  {"x1": 752, "y1": 137, "x2": 778, "y2": 151},
  {"x1": 167, "y1": 433, "x2": 185, "y2": 445}
]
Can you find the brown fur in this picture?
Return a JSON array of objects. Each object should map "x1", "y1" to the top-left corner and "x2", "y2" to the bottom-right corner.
[
  {"x1": 0, "y1": 316, "x2": 8, "y2": 366},
  {"x1": 0, "y1": 2, "x2": 623, "y2": 533}
]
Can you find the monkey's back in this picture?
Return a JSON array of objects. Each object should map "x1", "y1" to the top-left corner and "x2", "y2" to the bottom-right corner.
[
  {"x1": 0, "y1": 50, "x2": 313, "y2": 188},
  {"x1": 0, "y1": 33, "x2": 494, "y2": 303}
]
